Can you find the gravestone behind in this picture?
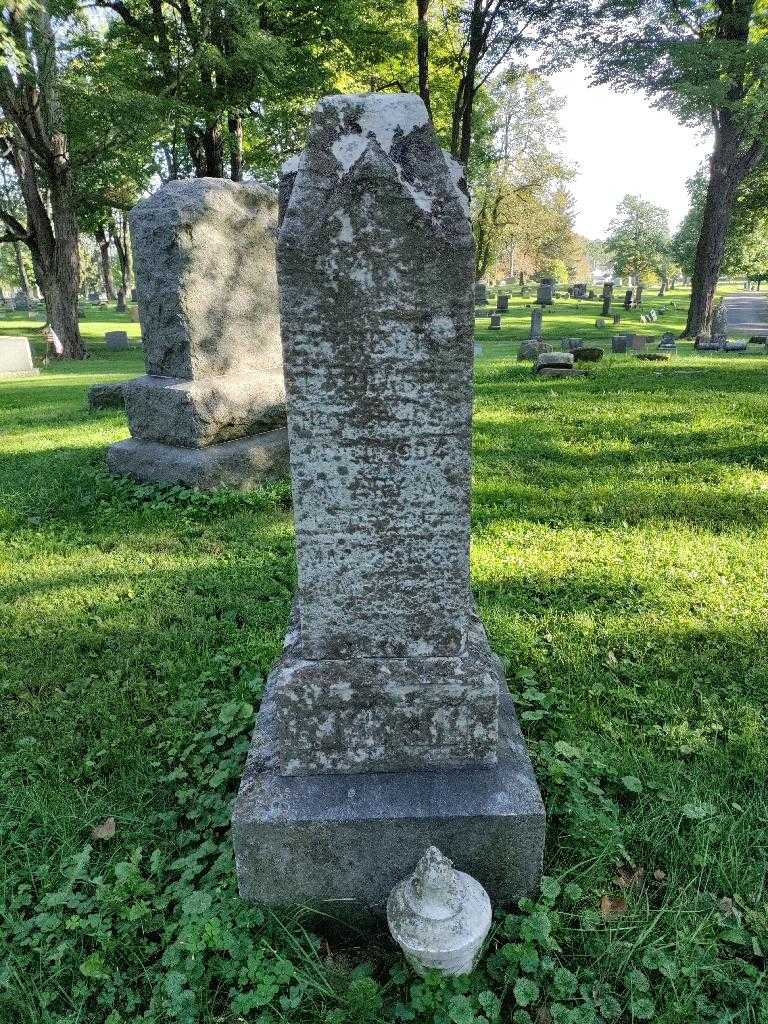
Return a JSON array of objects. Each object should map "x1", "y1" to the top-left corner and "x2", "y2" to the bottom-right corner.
[
  {"x1": 624, "y1": 289, "x2": 633, "y2": 310},
  {"x1": 496, "y1": 293, "x2": 509, "y2": 312},
  {"x1": 530, "y1": 307, "x2": 543, "y2": 339},
  {"x1": 108, "y1": 178, "x2": 289, "y2": 489},
  {"x1": 489, "y1": 313, "x2": 501, "y2": 330},
  {"x1": 536, "y1": 277, "x2": 555, "y2": 305},
  {"x1": 105, "y1": 330, "x2": 129, "y2": 351},
  {"x1": 601, "y1": 282, "x2": 613, "y2": 317},
  {"x1": 474, "y1": 282, "x2": 487, "y2": 306},
  {"x1": 232, "y1": 92, "x2": 544, "y2": 909},
  {"x1": 0, "y1": 336, "x2": 38, "y2": 377}
]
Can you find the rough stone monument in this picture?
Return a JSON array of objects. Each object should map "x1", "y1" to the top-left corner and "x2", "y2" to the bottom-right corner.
[
  {"x1": 711, "y1": 301, "x2": 728, "y2": 347},
  {"x1": 108, "y1": 178, "x2": 288, "y2": 489},
  {"x1": 232, "y1": 93, "x2": 544, "y2": 909},
  {"x1": 529, "y1": 307, "x2": 543, "y2": 340},
  {"x1": 489, "y1": 313, "x2": 501, "y2": 330},
  {"x1": 496, "y1": 293, "x2": 509, "y2": 312},
  {"x1": 474, "y1": 282, "x2": 487, "y2": 306},
  {"x1": 624, "y1": 288, "x2": 634, "y2": 310},
  {"x1": 0, "y1": 336, "x2": 38, "y2": 377}
]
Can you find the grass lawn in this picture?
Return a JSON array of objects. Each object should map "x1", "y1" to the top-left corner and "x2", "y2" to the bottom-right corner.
[{"x1": 1, "y1": 291, "x2": 767, "y2": 1023}]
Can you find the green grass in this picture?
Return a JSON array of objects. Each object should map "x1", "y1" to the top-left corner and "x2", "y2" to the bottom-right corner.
[{"x1": 1, "y1": 291, "x2": 767, "y2": 1023}]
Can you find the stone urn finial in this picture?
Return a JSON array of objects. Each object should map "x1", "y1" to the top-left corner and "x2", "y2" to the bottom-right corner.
[{"x1": 387, "y1": 847, "x2": 492, "y2": 976}]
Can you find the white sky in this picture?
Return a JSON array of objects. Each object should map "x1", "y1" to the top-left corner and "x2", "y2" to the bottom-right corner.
[{"x1": 548, "y1": 66, "x2": 712, "y2": 240}]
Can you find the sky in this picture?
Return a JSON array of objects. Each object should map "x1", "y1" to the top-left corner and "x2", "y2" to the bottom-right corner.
[{"x1": 548, "y1": 65, "x2": 712, "y2": 240}]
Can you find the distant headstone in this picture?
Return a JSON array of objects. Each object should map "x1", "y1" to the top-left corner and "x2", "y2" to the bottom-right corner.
[
  {"x1": 496, "y1": 293, "x2": 509, "y2": 312},
  {"x1": 572, "y1": 283, "x2": 587, "y2": 299},
  {"x1": 0, "y1": 336, "x2": 38, "y2": 377},
  {"x1": 518, "y1": 339, "x2": 553, "y2": 361},
  {"x1": 474, "y1": 282, "x2": 488, "y2": 306},
  {"x1": 489, "y1": 313, "x2": 501, "y2": 330},
  {"x1": 630, "y1": 335, "x2": 649, "y2": 353},
  {"x1": 595, "y1": 317, "x2": 606, "y2": 328},
  {"x1": 14, "y1": 292, "x2": 30, "y2": 311},
  {"x1": 88, "y1": 382, "x2": 126, "y2": 409},
  {"x1": 116, "y1": 289, "x2": 126, "y2": 313},
  {"x1": 613, "y1": 313, "x2": 621, "y2": 324},
  {"x1": 623, "y1": 289, "x2": 634, "y2": 310},
  {"x1": 711, "y1": 301, "x2": 728, "y2": 347},
  {"x1": 574, "y1": 346, "x2": 603, "y2": 363},
  {"x1": 536, "y1": 277, "x2": 555, "y2": 305},
  {"x1": 108, "y1": 178, "x2": 289, "y2": 489},
  {"x1": 88, "y1": 291, "x2": 101, "y2": 303},
  {"x1": 612, "y1": 334, "x2": 633, "y2": 353},
  {"x1": 561, "y1": 338, "x2": 584, "y2": 352},
  {"x1": 601, "y1": 282, "x2": 613, "y2": 317},
  {"x1": 232, "y1": 93, "x2": 545, "y2": 909},
  {"x1": 105, "y1": 330, "x2": 130, "y2": 351},
  {"x1": 529, "y1": 307, "x2": 543, "y2": 339},
  {"x1": 658, "y1": 333, "x2": 677, "y2": 352},
  {"x1": 635, "y1": 285, "x2": 644, "y2": 307},
  {"x1": 130, "y1": 287, "x2": 138, "y2": 302},
  {"x1": 535, "y1": 351, "x2": 573, "y2": 372}
]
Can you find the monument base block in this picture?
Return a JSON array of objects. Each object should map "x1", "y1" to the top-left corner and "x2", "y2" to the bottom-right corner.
[
  {"x1": 232, "y1": 688, "x2": 545, "y2": 910},
  {"x1": 107, "y1": 428, "x2": 288, "y2": 490}
]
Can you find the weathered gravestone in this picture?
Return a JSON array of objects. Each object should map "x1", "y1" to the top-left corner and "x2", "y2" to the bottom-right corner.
[
  {"x1": 489, "y1": 313, "x2": 501, "y2": 330},
  {"x1": 0, "y1": 336, "x2": 38, "y2": 377},
  {"x1": 474, "y1": 282, "x2": 487, "y2": 306},
  {"x1": 496, "y1": 293, "x2": 509, "y2": 312},
  {"x1": 536, "y1": 276, "x2": 555, "y2": 305},
  {"x1": 711, "y1": 301, "x2": 728, "y2": 348},
  {"x1": 232, "y1": 93, "x2": 545, "y2": 909},
  {"x1": 116, "y1": 289, "x2": 127, "y2": 313},
  {"x1": 601, "y1": 281, "x2": 613, "y2": 317},
  {"x1": 130, "y1": 287, "x2": 138, "y2": 302},
  {"x1": 624, "y1": 289, "x2": 634, "y2": 310},
  {"x1": 105, "y1": 330, "x2": 129, "y2": 351},
  {"x1": 529, "y1": 307, "x2": 543, "y2": 340},
  {"x1": 108, "y1": 178, "x2": 288, "y2": 489},
  {"x1": 14, "y1": 292, "x2": 30, "y2": 311}
]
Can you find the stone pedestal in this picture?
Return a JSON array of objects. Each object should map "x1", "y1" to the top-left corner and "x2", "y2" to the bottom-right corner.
[
  {"x1": 108, "y1": 178, "x2": 288, "y2": 490},
  {"x1": 232, "y1": 93, "x2": 544, "y2": 911},
  {"x1": 601, "y1": 282, "x2": 613, "y2": 317},
  {"x1": 536, "y1": 277, "x2": 555, "y2": 305},
  {"x1": 530, "y1": 308, "x2": 543, "y2": 339}
]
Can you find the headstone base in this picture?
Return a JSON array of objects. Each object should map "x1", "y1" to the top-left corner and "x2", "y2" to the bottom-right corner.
[
  {"x1": 232, "y1": 686, "x2": 545, "y2": 910},
  {"x1": 107, "y1": 428, "x2": 288, "y2": 490}
]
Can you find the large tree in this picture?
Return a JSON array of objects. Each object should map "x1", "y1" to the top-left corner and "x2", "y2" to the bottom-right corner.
[
  {"x1": 0, "y1": 1, "x2": 84, "y2": 356},
  {"x1": 606, "y1": 194, "x2": 670, "y2": 282},
  {"x1": 587, "y1": 0, "x2": 768, "y2": 336}
]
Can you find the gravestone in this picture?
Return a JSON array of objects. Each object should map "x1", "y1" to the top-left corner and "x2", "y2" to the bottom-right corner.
[
  {"x1": 711, "y1": 302, "x2": 727, "y2": 347},
  {"x1": 88, "y1": 291, "x2": 101, "y2": 303},
  {"x1": 612, "y1": 333, "x2": 633, "y2": 353},
  {"x1": 116, "y1": 289, "x2": 127, "y2": 313},
  {"x1": 529, "y1": 307, "x2": 543, "y2": 340},
  {"x1": 624, "y1": 289, "x2": 634, "y2": 310},
  {"x1": 474, "y1": 282, "x2": 487, "y2": 306},
  {"x1": 518, "y1": 339, "x2": 553, "y2": 361},
  {"x1": 658, "y1": 333, "x2": 677, "y2": 352},
  {"x1": 0, "y1": 336, "x2": 38, "y2": 377},
  {"x1": 108, "y1": 178, "x2": 289, "y2": 490},
  {"x1": 105, "y1": 330, "x2": 129, "y2": 351},
  {"x1": 489, "y1": 313, "x2": 501, "y2": 330},
  {"x1": 14, "y1": 292, "x2": 29, "y2": 311},
  {"x1": 536, "y1": 276, "x2": 555, "y2": 305},
  {"x1": 595, "y1": 317, "x2": 606, "y2": 328},
  {"x1": 496, "y1": 293, "x2": 509, "y2": 312},
  {"x1": 635, "y1": 285, "x2": 644, "y2": 307},
  {"x1": 601, "y1": 281, "x2": 613, "y2": 317},
  {"x1": 561, "y1": 337, "x2": 584, "y2": 352},
  {"x1": 572, "y1": 283, "x2": 587, "y2": 299},
  {"x1": 88, "y1": 382, "x2": 126, "y2": 408},
  {"x1": 613, "y1": 313, "x2": 621, "y2": 324},
  {"x1": 232, "y1": 92, "x2": 545, "y2": 909},
  {"x1": 130, "y1": 287, "x2": 138, "y2": 301},
  {"x1": 630, "y1": 334, "x2": 649, "y2": 353}
]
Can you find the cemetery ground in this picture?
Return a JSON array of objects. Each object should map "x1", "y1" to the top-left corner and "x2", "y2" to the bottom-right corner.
[{"x1": 1, "y1": 291, "x2": 767, "y2": 1024}]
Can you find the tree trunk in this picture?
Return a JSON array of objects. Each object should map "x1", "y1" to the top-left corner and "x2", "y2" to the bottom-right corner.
[
  {"x1": 12, "y1": 238, "x2": 30, "y2": 292},
  {"x1": 228, "y1": 111, "x2": 243, "y2": 181},
  {"x1": 416, "y1": 0, "x2": 433, "y2": 122},
  {"x1": 95, "y1": 224, "x2": 115, "y2": 299},
  {"x1": 186, "y1": 121, "x2": 225, "y2": 177},
  {"x1": 110, "y1": 214, "x2": 132, "y2": 292}
]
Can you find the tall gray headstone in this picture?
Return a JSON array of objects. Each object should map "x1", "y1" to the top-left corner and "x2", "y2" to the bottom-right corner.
[
  {"x1": 232, "y1": 93, "x2": 544, "y2": 910},
  {"x1": 0, "y1": 336, "x2": 39, "y2": 377},
  {"x1": 601, "y1": 281, "x2": 613, "y2": 317},
  {"x1": 474, "y1": 281, "x2": 487, "y2": 306},
  {"x1": 107, "y1": 179, "x2": 288, "y2": 489},
  {"x1": 496, "y1": 293, "x2": 509, "y2": 312},
  {"x1": 624, "y1": 289, "x2": 634, "y2": 310},
  {"x1": 529, "y1": 307, "x2": 543, "y2": 340}
]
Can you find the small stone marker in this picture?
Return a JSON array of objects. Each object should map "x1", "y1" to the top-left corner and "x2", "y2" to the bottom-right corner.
[
  {"x1": 387, "y1": 847, "x2": 492, "y2": 976},
  {"x1": 535, "y1": 351, "x2": 574, "y2": 372},
  {"x1": 105, "y1": 330, "x2": 129, "y2": 351},
  {"x1": 624, "y1": 289, "x2": 634, "y2": 310},
  {"x1": 595, "y1": 317, "x2": 606, "y2": 328},
  {"x1": 489, "y1": 313, "x2": 501, "y2": 330},
  {"x1": 529, "y1": 307, "x2": 543, "y2": 339},
  {"x1": 14, "y1": 293, "x2": 30, "y2": 311},
  {"x1": 474, "y1": 282, "x2": 487, "y2": 306},
  {"x1": 630, "y1": 334, "x2": 649, "y2": 352},
  {"x1": 116, "y1": 289, "x2": 126, "y2": 313},
  {"x1": 232, "y1": 92, "x2": 544, "y2": 909},
  {"x1": 130, "y1": 287, "x2": 138, "y2": 301},
  {"x1": 711, "y1": 301, "x2": 728, "y2": 347},
  {"x1": 612, "y1": 333, "x2": 632, "y2": 353},
  {"x1": 496, "y1": 293, "x2": 509, "y2": 312},
  {"x1": 0, "y1": 336, "x2": 38, "y2": 377},
  {"x1": 108, "y1": 178, "x2": 288, "y2": 489},
  {"x1": 574, "y1": 346, "x2": 603, "y2": 362},
  {"x1": 561, "y1": 337, "x2": 584, "y2": 352}
]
